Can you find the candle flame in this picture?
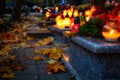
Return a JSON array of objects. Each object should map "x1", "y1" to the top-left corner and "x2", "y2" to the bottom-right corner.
[
  {"x1": 55, "y1": 6, "x2": 58, "y2": 12},
  {"x1": 110, "y1": 30, "x2": 114, "y2": 34},
  {"x1": 73, "y1": 10, "x2": 78, "y2": 17},
  {"x1": 46, "y1": 12, "x2": 50, "y2": 18},
  {"x1": 63, "y1": 10, "x2": 67, "y2": 17},
  {"x1": 85, "y1": 10, "x2": 92, "y2": 16},
  {"x1": 68, "y1": 9, "x2": 72, "y2": 17}
]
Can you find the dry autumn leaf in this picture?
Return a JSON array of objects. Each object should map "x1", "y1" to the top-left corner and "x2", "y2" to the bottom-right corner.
[
  {"x1": 25, "y1": 55, "x2": 33, "y2": 60},
  {"x1": 49, "y1": 48, "x2": 62, "y2": 60},
  {"x1": 34, "y1": 50, "x2": 41, "y2": 54},
  {"x1": 26, "y1": 36, "x2": 34, "y2": 41},
  {"x1": 49, "y1": 52, "x2": 62, "y2": 60},
  {"x1": 0, "y1": 66, "x2": 13, "y2": 73},
  {"x1": 33, "y1": 56, "x2": 44, "y2": 61},
  {"x1": 20, "y1": 42, "x2": 26, "y2": 46},
  {"x1": 46, "y1": 62, "x2": 66, "y2": 73},
  {"x1": 41, "y1": 48, "x2": 51, "y2": 55},
  {"x1": 9, "y1": 55, "x2": 16, "y2": 61},
  {"x1": 37, "y1": 37, "x2": 54, "y2": 46},
  {"x1": 1, "y1": 73, "x2": 16, "y2": 79}
]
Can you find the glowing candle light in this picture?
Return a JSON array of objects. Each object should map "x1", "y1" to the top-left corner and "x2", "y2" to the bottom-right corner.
[
  {"x1": 91, "y1": 6, "x2": 96, "y2": 12},
  {"x1": 45, "y1": 11, "x2": 51, "y2": 18},
  {"x1": 55, "y1": 6, "x2": 59, "y2": 12},
  {"x1": 73, "y1": 10, "x2": 78, "y2": 17},
  {"x1": 86, "y1": 17, "x2": 90, "y2": 22},
  {"x1": 85, "y1": 10, "x2": 92, "y2": 16},
  {"x1": 56, "y1": 19, "x2": 64, "y2": 29},
  {"x1": 68, "y1": 9, "x2": 72, "y2": 17},
  {"x1": 63, "y1": 18, "x2": 71, "y2": 27},
  {"x1": 102, "y1": 29, "x2": 120, "y2": 41},
  {"x1": 85, "y1": 10, "x2": 92, "y2": 21},
  {"x1": 70, "y1": 6, "x2": 74, "y2": 12},
  {"x1": 63, "y1": 10, "x2": 67, "y2": 17}
]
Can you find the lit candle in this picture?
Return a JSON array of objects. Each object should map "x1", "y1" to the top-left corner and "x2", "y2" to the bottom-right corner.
[
  {"x1": 73, "y1": 10, "x2": 78, "y2": 17},
  {"x1": 68, "y1": 9, "x2": 72, "y2": 17},
  {"x1": 56, "y1": 18, "x2": 64, "y2": 29},
  {"x1": 91, "y1": 6, "x2": 96, "y2": 12},
  {"x1": 63, "y1": 18, "x2": 71, "y2": 28},
  {"x1": 55, "y1": 6, "x2": 58, "y2": 13},
  {"x1": 102, "y1": 29, "x2": 120, "y2": 41},
  {"x1": 45, "y1": 12, "x2": 51, "y2": 18},
  {"x1": 63, "y1": 10, "x2": 67, "y2": 17},
  {"x1": 85, "y1": 10, "x2": 92, "y2": 17},
  {"x1": 70, "y1": 6, "x2": 74, "y2": 13},
  {"x1": 85, "y1": 10, "x2": 92, "y2": 22},
  {"x1": 85, "y1": 16, "x2": 91, "y2": 22}
]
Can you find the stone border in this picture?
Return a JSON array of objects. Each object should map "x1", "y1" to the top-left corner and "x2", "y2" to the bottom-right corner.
[{"x1": 72, "y1": 36, "x2": 120, "y2": 53}]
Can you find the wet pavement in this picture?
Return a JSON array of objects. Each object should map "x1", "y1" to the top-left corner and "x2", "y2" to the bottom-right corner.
[{"x1": 0, "y1": 32, "x2": 73, "y2": 80}]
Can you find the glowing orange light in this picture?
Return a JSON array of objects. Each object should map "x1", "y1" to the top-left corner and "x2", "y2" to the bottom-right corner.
[
  {"x1": 63, "y1": 54, "x2": 70, "y2": 62},
  {"x1": 91, "y1": 6, "x2": 96, "y2": 12},
  {"x1": 85, "y1": 10, "x2": 92, "y2": 16},
  {"x1": 85, "y1": 16, "x2": 91, "y2": 22},
  {"x1": 46, "y1": 12, "x2": 51, "y2": 18},
  {"x1": 56, "y1": 15, "x2": 61, "y2": 21},
  {"x1": 63, "y1": 18, "x2": 71, "y2": 27},
  {"x1": 55, "y1": 6, "x2": 59, "y2": 12},
  {"x1": 68, "y1": 9, "x2": 72, "y2": 17},
  {"x1": 56, "y1": 19, "x2": 64, "y2": 29},
  {"x1": 102, "y1": 29, "x2": 120, "y2": 41},
  {"x1": 70, "y1": 6, "x2": 74, "y2": 12},
  {"x1": 63, "y1": 10, "x2": 67, "y2": 17},
  {"x1": 73, "y1": 10, "x2": 78, "y2": 17}
]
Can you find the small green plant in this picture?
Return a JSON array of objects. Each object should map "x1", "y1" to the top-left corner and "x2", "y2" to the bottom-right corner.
[{"x1": 77, "y1": 18, "x2": 105, "y2": 38}]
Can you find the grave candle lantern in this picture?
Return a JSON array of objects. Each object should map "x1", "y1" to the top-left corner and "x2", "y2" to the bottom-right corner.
[
  {"x1": 46, "y1": 11, "x2": 51, "y2": 18},
  {"x1": 55, "y1": 6, "x2": 59, "y2": 13},
  {"x1": 102, "y1": 22, "x2": 120, "y2": 42},
  {"x1": 85, "y1": 10, "x2": 92, "y2": 21},
  {"x1": 73, "y1": 10, "x2": 78, "y2": 17}
]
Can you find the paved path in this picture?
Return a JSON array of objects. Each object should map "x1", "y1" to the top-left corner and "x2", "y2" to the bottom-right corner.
[{"x1": 0, "y1": 33, "x2": 73, "y2": 80}]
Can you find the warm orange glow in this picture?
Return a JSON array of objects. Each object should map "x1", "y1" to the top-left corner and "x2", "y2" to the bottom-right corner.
[
  {"x1": 55, "y1": 6, "x2": 59, "y2": 12},
  {"x1": 64, "y1": 31, "x2": 71, "y2": 36},
  {"x1": 68, "y1": 9, "x2": 72, "y2": 17},
  {"x1": 63, "y1": 18, "x2": 71, "y2": 27},
  {"x1": 73, "y1": 10, "x2": 78, "y2": 17},
  {"x1": 46, "y1": 12, "x2": 51, "y2": 18},
  {"x1": 56, "y1": 15, "x2": 61, "y2": 21},
  {"x1": 63, "y1": 10, "x2": 67, "y2": 17},
  {"x1": 70, "y1": 6, "x2": 74, "y2": 12},
  {"x1": 63, "y1": 54, "x2": 70, "y2": 62},
  {"x1": 110, "y1": 22, "x2": 115, "y2": 26},
  {"x1": 102, "y1": 29, "x2": 120, "y2": 41},
  {"x1": 110, "y1": 30, "x2": 115, "y2": 34},
  {"x1": 85, "y1": 16, "x2": 91, "y2": 21},
  {"x1": 56, "y1": 19, "x2": 64, "y2": 29},
  {"x1": 91, "y1": 6, "x2": 96, "y2": 12},
  {"x1": 85, "y1": 10, "x2": 92, "y2": 16},
  {"x1": 56, "y1": 15, "x2": 72, "y2": 29}
]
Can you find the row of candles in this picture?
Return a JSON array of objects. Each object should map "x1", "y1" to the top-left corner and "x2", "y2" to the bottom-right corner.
[
  {"x1": 45, "y1": 5, "x2": 120, "y2": 42},
  {"x1": 46, "y1": 6, "x2": 94, "y2": 28},
  {"x1": 54, "y1": 6, "x2": 95, "y2": 33}
]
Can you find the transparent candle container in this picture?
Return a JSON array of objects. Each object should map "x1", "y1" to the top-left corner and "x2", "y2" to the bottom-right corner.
[{"x1": 102, "y1": 21, "x2": 120, "y2": 42}]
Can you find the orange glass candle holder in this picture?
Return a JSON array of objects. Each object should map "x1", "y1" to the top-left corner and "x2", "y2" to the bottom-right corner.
[{"x1": 102, "y1": 22, "x2": 120, "y2": 42}]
